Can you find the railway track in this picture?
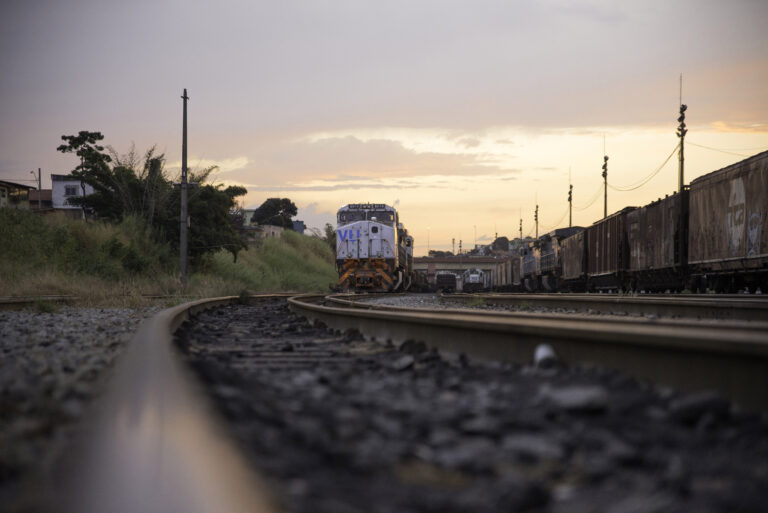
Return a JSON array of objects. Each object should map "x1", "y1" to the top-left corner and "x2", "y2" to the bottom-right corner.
[
  {"x1": 16, "y1": 293, "x2": 767, "y2": 512},
  {"x1": 291, "y1": 293, "x2": 768, "y2": 411}
]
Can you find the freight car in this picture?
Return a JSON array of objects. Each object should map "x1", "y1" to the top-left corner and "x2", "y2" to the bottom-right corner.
[
  {"x1": 435, "y1": 271, "x2": 459, "y2": 292},
  {"x1": 336, "y1": 203, "x2": 413, "y2": 292},
  {"x1": 553, "y1": 150, "x2": 768, "y2": 293},
  {"x1": 687, "y1": 150, "x2": 768, "y2": 292},
  {"x1": 626, "y1": 192, "x2": 687, "y2": 292},
  {"x1": 520, "y1": 227, "x2": 584, "y2": 291}
]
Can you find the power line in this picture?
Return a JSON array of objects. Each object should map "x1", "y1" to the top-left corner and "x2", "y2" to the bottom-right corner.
[
  {"x1": 540, "y1": 206, "x2": 570, "y2": 234},
  {"x1": 607, "y1": 143, "x2": 680, "y2": 192},
  {"x1": 686, "y1": 141, "x2": 756, "y2": 158},
  {"x1": 574, "y1": 184, "x2": 602, "y2": 211}
]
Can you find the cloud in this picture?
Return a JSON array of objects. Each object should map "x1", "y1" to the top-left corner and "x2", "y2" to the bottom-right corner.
[
  {"x1": 708, "y1": 121, "x2": 768, "y2": 134},
  {"x1": 167, "y1": 156, "x2": 249, "y2": 174},
  {"x1": 457, "y1": 137, "x2": 481, "y2": 148},
  {"x1": 232, "y1": 135, "x2": 516, "y2": 188}
]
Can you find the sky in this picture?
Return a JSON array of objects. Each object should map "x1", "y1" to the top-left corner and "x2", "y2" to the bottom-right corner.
[{"x1": 2, "y1": 0, "x2": 767, "y2": 255}]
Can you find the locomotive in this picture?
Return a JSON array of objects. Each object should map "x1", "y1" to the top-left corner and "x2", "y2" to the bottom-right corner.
[
  {"x1": 335, "y1": 203, "x2": 414, "y2": 292},
  {"x1": 518, "y1": 149, "x2": 768, "y2": 293}
]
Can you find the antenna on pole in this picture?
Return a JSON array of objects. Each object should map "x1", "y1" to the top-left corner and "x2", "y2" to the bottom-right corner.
[
  {"x1": 534, "y1": 193, "x2": 539, "y2": 239},
  {"x1": 568, "y1": 166, "x2": 573, "y2": 228},
  {"x1": 677, "y1": 73, "x2": 687, "y2": 193},
  {"x1": 602, "y1": 137, "x2": 609, "y2": 219}
]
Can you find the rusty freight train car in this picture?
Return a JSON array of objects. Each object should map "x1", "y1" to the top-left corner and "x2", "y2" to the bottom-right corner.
[
  {"x1": 560, "y1": 229, "x2": 587, "y2": 291},
  {"x1": 586, "y1": 207, "x2": 636, "y2": 291},
  {"x1": 687, "y1": 150, "x2": 768, "y2": 292},
  {"x1": 626, "y1": 191, "x2": 688, "y2": 292}
]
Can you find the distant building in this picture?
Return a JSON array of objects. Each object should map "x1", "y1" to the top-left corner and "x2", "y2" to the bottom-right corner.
[
  {"x1": 51, "y1": 174, "x2": 94, "y2": 210},
  {"x1": 242, "y1": 209, "x2": 257, "y2": 225},
  {"x1": 0, "y1": 180, "x2": 34, "y2": 209},
  {"x1": 292, "y1": 219, "x2": 306, "y2": 234}
]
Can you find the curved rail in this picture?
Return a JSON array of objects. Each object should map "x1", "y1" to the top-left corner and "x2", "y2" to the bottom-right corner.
[
  {"x1": 59, "y1": 295, "x2": 284, "y2": 513},
  {"x1": 445, "y1": 293, "x2": 768, "y2": 321},
  {"x1": 289, "y1": 294, "x2": 768, "y2": 411},
  {"x1": 326, "y1": 294, "x2": 768, "y2": 333}
]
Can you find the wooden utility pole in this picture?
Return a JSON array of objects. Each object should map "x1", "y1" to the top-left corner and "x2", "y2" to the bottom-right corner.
[
  {"x1": 179, "y1": 89, "x2": 189, "y2": 287},
  {"x1": 677, "y1": 75, "x2": 687, "y2": 193},
  {"x1": 534, "y1": 204, "x2": 539, "y2": 238},
  {"x1": 602, "y1": 155, "x2": 608, "y2": 219}
]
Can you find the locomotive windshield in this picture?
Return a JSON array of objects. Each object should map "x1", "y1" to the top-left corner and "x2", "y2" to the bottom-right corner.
[
  {"x1": 338, "y1": 210, "x2": 395, "y2": 224},
  {"x1": 368, "y1": 211, "x2": 395, "y2": 224},
  {"x1": 338, "y1": 211, "x2": 365, "y2": 223}
]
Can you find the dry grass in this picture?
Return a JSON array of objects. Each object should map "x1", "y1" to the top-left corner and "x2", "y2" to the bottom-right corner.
[{"x1": 0, "y1": 209, "x2": 336, "y2": 307}]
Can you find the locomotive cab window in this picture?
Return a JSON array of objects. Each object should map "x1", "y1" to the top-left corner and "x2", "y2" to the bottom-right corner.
[
  {"x1": 368, "y1": 211, "x2": 394, "y2": 224},
  {"x1": 338, "y1": 211, "x2": 365, "y2": 223}
]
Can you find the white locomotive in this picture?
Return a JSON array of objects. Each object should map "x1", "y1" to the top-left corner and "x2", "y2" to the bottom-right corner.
[{"x1": 336, "y1": 203, "x2": 413, "y2": 292}]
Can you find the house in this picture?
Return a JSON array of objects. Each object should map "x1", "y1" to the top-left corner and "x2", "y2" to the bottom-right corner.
[
  {"x1": 51, "y1": 174, "x2": 94, "y2": 217},
  {"x1": 0, "y1": 180, "x2": 34, "y2": 209}
]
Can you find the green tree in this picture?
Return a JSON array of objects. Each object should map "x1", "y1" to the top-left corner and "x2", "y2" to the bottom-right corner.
[
  {"x1": 252, "y1": 198, "x2": 297, "y2": 228},
  {"x1": 57, "y1": 131, "x2": 249, "y2": 263},
  {"x1": 323, "y1": 222, "x2": 336, "y2": 252}
]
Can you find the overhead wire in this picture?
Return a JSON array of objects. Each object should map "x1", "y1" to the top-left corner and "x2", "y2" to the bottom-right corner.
[
  {"x1": 608, "y1": 143, "x2": 680, "y2": 192},
  {"x1": 574, "y1": 184, "x2": 602, "y2": 211},
  {"x1": 540, "y1": 205, "x2": 570, "y2": 234},
  {"x1": 686, "y1": 141, "x2": 756, "y2": 158}
]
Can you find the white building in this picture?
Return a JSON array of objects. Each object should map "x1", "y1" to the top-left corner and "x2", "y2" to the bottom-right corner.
[{"x1": 51, "y1": 174, "x2": 94, "y2": 210}]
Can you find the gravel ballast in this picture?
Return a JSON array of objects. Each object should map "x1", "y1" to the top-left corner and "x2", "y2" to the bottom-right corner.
[
  {"x1": 0, "y1": 306, "x2": 157, "y2": 512},
  {"x1": 177, "y1": 299, "x2": 768, "y2": 513}
]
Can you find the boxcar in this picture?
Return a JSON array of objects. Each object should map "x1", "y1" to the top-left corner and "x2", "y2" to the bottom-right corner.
[
  {"x1": 586, "y1": 207, "x2": 636, "y2": 291},
  {"x1": 560, "y1": 229, "x2": 587, "y2": 291},
  {"x1": 626, "y1": 191, "x2": 688, "y2": 291},
  {"x1": 687, "y1": 150, "x2": 768, "y2": 291},
  {"x1": 539, "y1": 227, "x2": 584, "y2": 291}
]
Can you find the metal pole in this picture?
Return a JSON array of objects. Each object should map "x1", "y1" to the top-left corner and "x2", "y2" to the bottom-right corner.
[
  {"x1": 602, "y1": 155, "x2": 609, "y2": 219},
  {"x1": 37, "y1": 168, "x2": 42, "y2": 209},
  {"x1": 534, "y1": 205, "x2": 538, "y2": 238},
  {"x1": 180, "y1": 89, "x2": 189, "y2": 287}
]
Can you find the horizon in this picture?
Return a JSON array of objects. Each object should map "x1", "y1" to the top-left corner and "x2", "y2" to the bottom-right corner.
[{"x1": 2, "y1": 0, "x2": 767, "y2": 255}]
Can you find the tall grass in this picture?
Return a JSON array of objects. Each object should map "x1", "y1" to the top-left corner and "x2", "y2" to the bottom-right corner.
[
  {"x1": 0, "y1": 209, "x2": 336, "y2": 303},
  {"x1": 192, "y1": 230, "x2": 337, "y2": 296}
]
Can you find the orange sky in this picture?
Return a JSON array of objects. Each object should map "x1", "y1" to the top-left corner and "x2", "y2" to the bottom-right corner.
[{"x1": 1, "y1": 1, "x2": 766, "y2": 255}]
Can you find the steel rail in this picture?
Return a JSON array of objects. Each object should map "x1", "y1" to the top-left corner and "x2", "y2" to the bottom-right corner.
[
  {"x1": 289, "y1": 294, "x2": 768, "y2": 411},
  {"x1": 445, "y1": 293, "x2": 768, "y2": 321},
  {"x1": 0, "y1": 295, "x2": 76, "y2": 310},
  {"x1": 327, "y1": 295, "x2": 768, "y2": 333},
  {"x1": 59, "y1": 295, "x2": 284, "y2": 513}
]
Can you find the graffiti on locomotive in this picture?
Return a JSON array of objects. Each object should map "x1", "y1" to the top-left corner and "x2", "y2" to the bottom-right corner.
[{"x1": 335, "y1": 203, "x2": 415, "y2": 292}]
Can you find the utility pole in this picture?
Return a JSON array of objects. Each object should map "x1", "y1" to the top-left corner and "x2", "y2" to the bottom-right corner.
[
  {"x1": 677, "y1": 74, "x2": 687, "y2": 193},
  {"x1": 534, "y1": 204, "x2": 539, "y2": 238},
  {"x1": 518, "y1": 215, "x2": 522, "y2": 243},
  {"x1": 568, "y1": 184, "x2": 573, "y2": 228},
  {"x1": 459, "y1": 240, "x2": 462, "y2": 255},
  {"x1": 602, "y1": 155, "x2": 609, "y2": 219},
  {"x1": 452, "y1": 238, "x2": 455, "y2": 255},
  {"x1": 30, "y1": 168, "x2": 41, "y2": 210},
  {"x1": 179, "y1": 88, "x2": 190, "y2": 288}
]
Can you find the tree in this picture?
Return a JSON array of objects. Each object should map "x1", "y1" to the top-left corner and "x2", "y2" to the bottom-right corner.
[
  {"x1": 56, "y1": 131, "x2": 112, "y2": 172},
  {"x1": 57, "y1": 131, "x2": 249, "y2": 264},
  {"x1": 323, "y1": 223, "x2": 336, "y2": 252},
  {"x1": 252, "y1": 198, "x2": 297, "y2": 228},
  {"x1": 492, "y1": 236, "x2": 510, "y2": 252}
]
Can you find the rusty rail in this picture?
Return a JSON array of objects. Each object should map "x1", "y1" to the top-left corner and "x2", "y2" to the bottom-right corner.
[{"x1": 289, "y1": 294, "x2": 768, "y2": 412}]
